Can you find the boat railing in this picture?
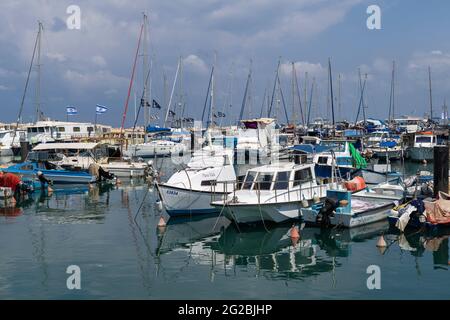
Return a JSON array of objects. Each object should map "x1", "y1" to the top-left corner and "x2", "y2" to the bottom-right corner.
[{"x1": 210, "y1": 178, "x2": 338, "y2": 205}]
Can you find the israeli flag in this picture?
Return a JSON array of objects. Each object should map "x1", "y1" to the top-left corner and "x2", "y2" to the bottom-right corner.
[
  {"x1": 66, "y1": 106, "x2": 78, "y2": 115},
  {"x1": 96, "y1": 104, "x2": 108, "y2": 115}
]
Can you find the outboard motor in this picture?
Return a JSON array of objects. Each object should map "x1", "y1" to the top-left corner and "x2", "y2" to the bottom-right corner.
[{"x1": 316, "y1": 198, "x2": 337, "y2": 228}]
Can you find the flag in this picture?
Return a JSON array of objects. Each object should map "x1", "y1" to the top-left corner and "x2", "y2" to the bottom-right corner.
[
  {"x1": 217, "y1": 111, "x2": 226, "y2": 117},
  {"x1": 96, "y1": 104, "x2": 108, "y2": 114},
  {"x1": 66, "y1": 106, "x2": 78, "y2": 115},
  {"x1": 152, "y1": 99, "x2": 162, "y2": 109},
  {"x1": 140, "y1": 99, "x2": 151, "y2": 107}
]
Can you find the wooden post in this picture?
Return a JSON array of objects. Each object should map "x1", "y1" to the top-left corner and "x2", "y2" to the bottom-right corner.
[{"x1": 433, "y1": 145, "x2": 449, "y2": 198}]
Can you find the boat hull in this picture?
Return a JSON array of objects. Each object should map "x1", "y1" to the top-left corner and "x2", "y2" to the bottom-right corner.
[
  {"x1": 302, "y1": 203, "x2": 393, "y2": 228},
  {"x1": 408, "y1": 147, "x2": 434, "y2": 161},
  {"x1": 156, "y1": 183, "x2": 229, "y2": 217},
  {"x1": 222, "y1": 201, "x2": 303, "y2": 224}
]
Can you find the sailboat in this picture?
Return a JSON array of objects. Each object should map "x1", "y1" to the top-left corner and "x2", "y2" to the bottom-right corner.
[{"x1": 124, "y1": 19, "x2": 187, "y2": 158}]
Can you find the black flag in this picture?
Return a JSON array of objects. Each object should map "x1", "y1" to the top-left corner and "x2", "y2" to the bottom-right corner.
[{"x1": 152, "y1": 99, "x2": 162, "y2": 109}]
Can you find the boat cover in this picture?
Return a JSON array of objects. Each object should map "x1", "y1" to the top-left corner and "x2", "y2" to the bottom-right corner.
[{"x1": 424, "y1": 192, "x2": 450, "y2": 225}]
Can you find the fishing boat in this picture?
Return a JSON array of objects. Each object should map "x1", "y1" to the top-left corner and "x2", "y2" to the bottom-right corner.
[
  {"x1": 301, "y1": 183, "x2": 405, "y2": 228},
  {"x1": 211, "y1": 162, "x2": 331, "y2": 224},
  {"x1": 312, "y1": 140, "x2": 362, "y2": 179},
  {"x1": 365, "y1": 131, "x2": 403, "y2": 160},
  {"x1": 407, "y1": 132, "x2": 437, "y2": 161},
  {"x1": 155, "y1": 148, "x2": 236, "y2": 217}
]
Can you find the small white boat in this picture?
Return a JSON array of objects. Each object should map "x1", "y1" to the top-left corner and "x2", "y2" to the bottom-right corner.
[
  {"x1": 211, "y1": 162, "x2": 332, "y2": 224},
  {"x1": 124, "y1": 139, "x2": 186, "y2": 158},
  {"x1": 407, "y1": 132, "x2": 437, "y2": 161},
  {"x1": 301, "y1": 183, "x2": 405, "y2": 228}
]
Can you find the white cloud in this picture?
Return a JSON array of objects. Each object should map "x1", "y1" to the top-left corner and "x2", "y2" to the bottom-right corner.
[
  {"x1": 92, "y1": 55, "x2": 107, "y2": 67},
  {"x1": 182, "y1": 54, "x2": 209, "y2": 74},
  {"x1": 280, "y1": 61, "x2": 326, "y2": 79},
  {"x1": 46, "y1": 52, "x2": 66, "y2": 62}
]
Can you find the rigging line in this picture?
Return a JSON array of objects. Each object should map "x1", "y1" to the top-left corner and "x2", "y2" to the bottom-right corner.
[
  {"x1": 354, "y1": 76, "x2": 367, "y2": 124},
  {"x1": 277, "y1": 75, "x2": 290, "y2": 124},
  {"x1": 293, "y1": 64, "x2": 304, "y2": 125},
  {"x1": 201, "y1": 66, "x2": 214, "y2": 124},
  {"x1": 12, "y1": 25, "x2": 40, "y2": 146},
  {"x1": 267, "y1": 59, "x2": 281, "y2": 118}
]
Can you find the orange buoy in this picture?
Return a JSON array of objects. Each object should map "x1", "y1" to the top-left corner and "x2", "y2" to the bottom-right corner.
[
  {"x1": 376, "y1": 235, "x2": 387, "y2": 248},
  {"x1": 289, "y1": 224, "x2": 300, "y2": 246},
  {"x1": 157, "y1": 216, "x2": 167, "y2": 228}
]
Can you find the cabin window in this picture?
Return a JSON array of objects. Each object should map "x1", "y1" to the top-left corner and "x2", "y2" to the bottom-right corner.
[
  {"x1": 87, "y1": 127, "x2": 94, "y2": 132},
  {"x1": 58, "y1": 127, "x2": 65, "y2": 132},
  {"x1": 416, "y1": 136, "x2": 431, "y2": 143},
  {"x1": 102, "y1": 128, "x2": 108, "y2": 133},
  {"x1": 73, "y1": 127, "x2": 81, "y2": 132},
  {"x1": 293, "y1": 169, "x2": 312, "y2": 186},
  {"x1": 255, "y1": 173, "x2": 274, "y2": 191},
  {"x1": 201, "y1": 180, "x2": 217, "y2": 187},
  {"x1": 317, "y1": 156, "x2": 328, "y2": 164},
  {"x1": 242, "y1": 172, "x2": 257, "y2": 190},
  {"x1": 38, "y1": 127, "x2": 45, "y2": 133},
  {"x1": 274, "y1": 171, "x2": 289, "y2": 190}
]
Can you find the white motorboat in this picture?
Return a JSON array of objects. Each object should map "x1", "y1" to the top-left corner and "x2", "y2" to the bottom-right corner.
[
  {"x1": 211, "y1": 162, "x2": 332, "y2": 224},
  {"x1": 155, "y1": 149, "x2": 236, "y2": 217},
  {"x1": 124, "y1": 139, "x2": 187, "y2": 158},
  {"x1": 407, "y1": 132, "x2": 437, "y2": 161}
]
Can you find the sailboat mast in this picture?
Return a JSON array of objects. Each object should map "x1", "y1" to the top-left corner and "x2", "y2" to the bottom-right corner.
[
  {"x1": 142, "y1": 13, "x2": 150, "y2": 140},
  {"x1": 428, "y1": 66, "x2": 433, "y2": 121},
  {"x1": 35, "y1": 21, "x2": 43, "y2": 122},
  {"x1": 338, "y1": 73, "x2": 342, "y2": 122},
  {"x1": 291, "y1": 62, "x2": 296, "y2": 125},
  {"x1": 328, "y1": 58, "x2": 335, "y2": 132}
]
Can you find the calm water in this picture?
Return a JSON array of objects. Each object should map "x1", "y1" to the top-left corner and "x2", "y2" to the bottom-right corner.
[{"x1": 0, "y1": 157, "x2": 448, "y2": 300}]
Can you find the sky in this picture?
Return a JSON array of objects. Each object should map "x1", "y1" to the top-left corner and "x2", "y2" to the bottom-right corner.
[{"x1": 1, "y1": 0, "x2": 450, "y2": 127}]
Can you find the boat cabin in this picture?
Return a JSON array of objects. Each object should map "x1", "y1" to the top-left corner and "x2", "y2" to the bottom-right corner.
[
  {"x1": 240, "y1": 163, "x2": 316, "y2": 191},
  {"x1": 413, "y1": 133, "x2": 437, "y2": 148}
]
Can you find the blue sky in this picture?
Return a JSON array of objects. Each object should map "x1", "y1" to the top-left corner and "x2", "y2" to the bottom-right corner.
[{"x1": 1, "y1": 0, "x2": 449, "y2": 127}]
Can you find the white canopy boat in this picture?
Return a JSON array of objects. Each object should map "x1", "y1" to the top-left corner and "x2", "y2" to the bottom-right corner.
[{"x1": 211, "y1": 162, "x2": 332, "y2": 224}]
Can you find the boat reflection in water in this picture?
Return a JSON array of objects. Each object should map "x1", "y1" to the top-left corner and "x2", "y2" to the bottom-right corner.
[
  {"x1": 7, "y1": 183, "x2": 118, "y2": 224},
  {"x1": 156, "y1": 216, "x2": 390, "y2": 279},
  {"x1": 156, "y1": 214, "x2": 231, "y2": 254},
  {"x1": 386, "y1": 227, "x2": 450, "y2": 269}
]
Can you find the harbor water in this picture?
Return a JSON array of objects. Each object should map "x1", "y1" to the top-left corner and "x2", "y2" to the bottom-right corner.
[{"x1": 0, "y1": 157, "x2": 448, "y2": 300}]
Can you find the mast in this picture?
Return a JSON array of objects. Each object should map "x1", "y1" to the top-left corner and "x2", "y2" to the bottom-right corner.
[
  {"x1": 338, "y1": 73, "x2": 342, "y2": 122},
  {"x1": 164, "y1": 58, "x2": 180, "y2": 127},
  {"x1": 388, "y1": 60, "x2": 396, "y2": 123},
  {"x1": 328, "y1": 58, "x2": 335, "y2": 133},
  {"x1": 239, "y1": 61, "x2": 252, "y2": 121},
  {"x1": 210, "y1": 53, "x2": 216, "y2": 128},
  {"x1": 291, "y1": 62, "x2": 296, "y2": 125},
  {"x1": 267, "y1": 59, "x2": 281, "y2": 118},
  {"x1": 12, "y1": 21, "x2": 40, "y2": 146},
  {"x1": 304, "y1": 72, "x2": 308, "y2": 123},
  {"x1": 142, "y1": 13, "x2": 150, "y2": 140},
  {"x1": 293, "y1": 63, "x2": 304, "y2": 125},
  {"x1": 428, "y1": 66, "x2": 433, "y2": 121},
  {"x1": 35, "y1": 21, "x2": 43, "y2": 122}
]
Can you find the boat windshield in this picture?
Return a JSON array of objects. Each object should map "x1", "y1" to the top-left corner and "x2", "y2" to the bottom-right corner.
[
  {"x1": 274, "y1": 171, "x2": 290, "y2": 190},
  {"x1": 255, "y1": 173, "x2": 274, "y2": 190},
  {"x1": 242, "y1": 171, "x2": 257, "y2": 190}
]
